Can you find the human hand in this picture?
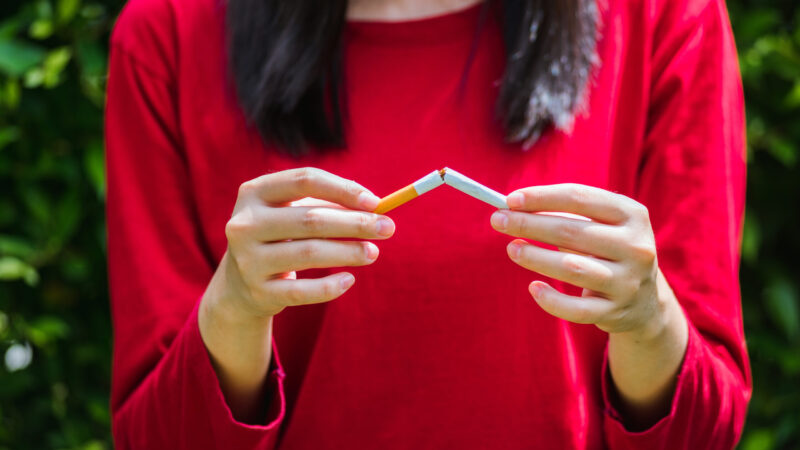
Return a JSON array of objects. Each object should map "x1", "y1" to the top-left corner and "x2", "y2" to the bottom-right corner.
[
  {"x1": 490, "y1": 183, "x2": 672, "y2": 338},
  {"x1": 209, "y1": 167, "x2": 395, "y2": 322}
]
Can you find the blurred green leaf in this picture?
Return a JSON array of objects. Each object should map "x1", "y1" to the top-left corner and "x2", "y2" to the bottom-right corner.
[
  {"x1": 765, "y1": 133, "x2": 797, "y2": 167},
  {"x1": 83, "y1": 141, "x2": 105, "y2": 199},
  {"x1": 3, "y1": 78, "x2": 21, "y2": 109},
  {"x1": 42, "y1": 47, "x2": 72, "y2": 88},
  {"x1": 29, "y1": 19, "x2": 54, "y2": 40},
  {"x1": 784, "y1": 80, "x2": 800, "y2": 109},
  {"x1": 0, "y1": 235, "x2": 36, "y2": 260},
  {"x1": 25, "y1": 316, "x2": 70, "y2": 348},
  {"x1": 0, "y1": 127, "x2": 20, "y2": 151},
  {"x1": 741, "y1": 211, "x2": 760, "y2": 265},
  {"x1": 0, "y1": 39, "x2": 46, "y2": 77},
  {"x1": 765, "y1": 276, "x2": 800, "y2": 341},
  {"x1": 0, "y1": 257, "x2": 39, "y2": 286},
  {"x1": 24, "y1": 67, "x2": 45, "y2": 88},
  {"x1": 740, "y1": 428, "x2": 776, "y2": 450},
  {"x1": 58, "y1": 0, "x2": 82, "y2": 24}
]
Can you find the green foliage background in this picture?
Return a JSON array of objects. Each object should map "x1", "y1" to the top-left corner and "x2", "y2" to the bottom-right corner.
[{"x1": 0, "y1": 0, "x2": 797, "y2": 448}]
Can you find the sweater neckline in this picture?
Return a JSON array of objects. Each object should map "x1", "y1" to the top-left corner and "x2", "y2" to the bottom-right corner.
[{"x1": 345, "y1": 2, "x2": 486, "y2": 45}]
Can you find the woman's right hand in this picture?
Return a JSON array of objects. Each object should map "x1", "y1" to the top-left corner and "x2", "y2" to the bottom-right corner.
[
  {"x1": 198, "y1": 167, "x2": 394, "y2": 423},
  {"x1": 211, "y1": 167, "x2": 395, "y2": 320}
]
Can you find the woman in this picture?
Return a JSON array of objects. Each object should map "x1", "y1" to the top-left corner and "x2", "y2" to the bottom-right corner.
[{"x1": 105, "y1": 0, "x2": 750, "y2": 448}]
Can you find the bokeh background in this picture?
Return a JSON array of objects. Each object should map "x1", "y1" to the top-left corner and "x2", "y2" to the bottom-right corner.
[{"x1": 0, "y1": 0, "x2": 798, "y2": 448}]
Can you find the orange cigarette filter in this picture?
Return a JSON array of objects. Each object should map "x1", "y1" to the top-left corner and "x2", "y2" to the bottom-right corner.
[
  {"x1": 374, "y1": 170, "x2": 445, "y2": 214},
  {"x1": 375, "y1": 184, "x2": 418, "y2": 214}
]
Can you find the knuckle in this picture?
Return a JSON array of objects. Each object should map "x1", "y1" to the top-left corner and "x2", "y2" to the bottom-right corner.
[
  {"x1": 571, "y1": 302, "x2": 591, "y2": 324},
  {"x1": 297, "y1": 242, "x2": 320, "y2": 261},
  {"x1": 319, "y1": 280, "x2": 338, "y2": 300},
  {"x1": 293, "y1": 167, "x2": 317, "y2": 189},
  {"x1": 619, "y1": 278, "x2": 641, "y2": 297},
  {"x1": 301, "y1": 209, "x2": 325, "y2": 233},
  {"x1": 237, "y1": 180, "x2": 256, "y2": 198},
  {"x1": 357, "y1": 213, "x2": 372, "y2": 234},
  {"x1": 225, "y1": 214, "x2": 249, "y2": 242},
  {"x1": 344, "y1": 179, "x2": 362, "y2": 199},
  {"x1": 627, "y1": 200, "x2": 649, "y2": 220},
  {"x1": 566, "y1": 184, "x2": 587, "y2": 205},
  {"x1": 508, "y1": 214, "x2": 528, "y2": 236},
  {"x1": 594, "y1": 268, "x2": 615, "y2": 292},
  {"x1": 285, "y1": 284, "x2": 307, "y2": 305},
  {"x1": 555, "y1": 221, "x2": 581, "y2": 247},
  {"x1": 245, "y1": 281, "x2": 268, "y2": 303},
  {"x1": 562, "y1": 254, "x2": 588, "y2": 279},
  {"x1": 630, "y1": 240, "x2": 657, "y2": 264}
]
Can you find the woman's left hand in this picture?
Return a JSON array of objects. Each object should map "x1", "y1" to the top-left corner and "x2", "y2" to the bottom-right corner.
[{"x1": 490, "y1": 183, "x2": 670, "y2": 338}]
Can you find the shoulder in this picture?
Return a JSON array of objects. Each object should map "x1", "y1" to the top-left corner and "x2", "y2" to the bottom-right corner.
[
  {"x1": 110, "y1": 0, "x2": 178, "y2": 78},
  {"x1": 648, "y1": 0, "x2": 730, "y2": 38},
  {"x1": 110, "y1": 0, "x2": 221, "y2": 78}
]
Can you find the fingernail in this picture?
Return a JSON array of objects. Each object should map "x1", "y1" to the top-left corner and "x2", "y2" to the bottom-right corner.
[
  {"x1": 364, "y1": 242, "x2": 379, "y2": 260},
  {"x1": 529, "y1": 282, "x2": 542, "y2": 297},
  {"x1": 358, "y1": 192, "x2": 380, "y2": 210},
  {"x1": 339, "y1": 273, "x2": 355, "y2": 290},
  {"x1": 506, "y1": 192, "x2": 523, "y2": 209},
  {"x1": 508, "y1": 241, "x2": 522, "y2": 259},
  {"x1": 376, "y1": 218, "x2": 395, "y2": 236},
  {"x1": 490, "y1": 211, "x2": 508, "y2": 230}
]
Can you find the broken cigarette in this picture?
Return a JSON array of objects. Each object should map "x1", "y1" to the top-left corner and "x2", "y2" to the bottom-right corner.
[
  {"x1": 441, "y1": 167, "x2": 509, "y2": 209},
  {"x1": 375, "y1": 170, "x2": 445, "y2": 214}
]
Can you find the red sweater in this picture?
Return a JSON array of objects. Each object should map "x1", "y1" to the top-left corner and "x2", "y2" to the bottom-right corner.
[{"x1": 105, "y1": 0, "x2": 750, "y2": 448}]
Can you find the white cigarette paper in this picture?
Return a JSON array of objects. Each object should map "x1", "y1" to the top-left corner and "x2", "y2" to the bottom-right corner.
[
  {"x1": 412, "y1": 170, "x2": 445, "y2": 195},
  {"x1": 442, "y1": 167, "x2": 508, "y2": 209}
]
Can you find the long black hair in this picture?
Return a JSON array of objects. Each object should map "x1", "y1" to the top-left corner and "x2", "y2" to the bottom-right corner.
[{"x1": 226, "y1": 0, "x2": 599, "y2": 155}]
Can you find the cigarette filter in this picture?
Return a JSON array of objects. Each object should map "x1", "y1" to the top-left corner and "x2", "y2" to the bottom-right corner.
[
  {"x1": 441, "y1": 167, "x2": 508, "y2": 209},
  {"x1": 375, "y1": 170, "x2": 445, "y2": 214}
]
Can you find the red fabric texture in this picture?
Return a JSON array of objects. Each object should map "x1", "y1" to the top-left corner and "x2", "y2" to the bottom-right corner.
[{"x1": 105, "y1": 0, "x2": 750, "y2": 448}]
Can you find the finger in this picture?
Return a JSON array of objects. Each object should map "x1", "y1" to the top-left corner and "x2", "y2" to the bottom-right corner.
[
  {"x1": 528, "y1": 281, "x2": 614, "y2": 324},
  {"x1": 256, "y1": 206, "x2": 395, "y2": 242},
  {"x1": 265, "y1": 272, "x2": 356, "y2": 307},
  {"x1": 506, "y1": 184, "x2": 638, "y2": 224},
  {"x1": 490, "y1": 210, "x2": 625, "y2": 260},
  {"x1": 241, "y1": 167, "x2": 380, "y2": 211},
  {"x1": 262, "y1": 239, "x2": 380, "y2": 274},
  {"x1": 507, "y1": 239, "x2": 622, "y2": 295},
  {"x1": 290, "y1": 197, "x2": 348, "y2": 209}
]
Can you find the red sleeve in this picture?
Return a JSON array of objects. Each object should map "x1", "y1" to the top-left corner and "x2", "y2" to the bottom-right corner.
[
  {"x1": 601, "y1": 0, "x2": 751, "y2": 448},
  {"x1": 105, "y1": 1, "x2": 285, "y2": 448}
]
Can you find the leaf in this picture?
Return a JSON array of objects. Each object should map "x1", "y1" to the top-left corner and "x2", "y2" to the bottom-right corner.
[
  {"x1": 3, "y1": 78, "x2": 20, "y2": 109},
  {"x1": 25, "y1": 316, "x2": 70, "y2": 348},
  {"x1": 765, "y1": 276, "x2": 800, "y2": 341},
  {"x1": 57, "y1": 0, "x2": 81, "y2": 24},
  {"x1": 0, "y1": 256, "x2": 39, "y2": 286},
  {"x1": 766, "y1": 133, "x2": 797, "y2": 167},
  {"x1": 741, "y1": 211, "x2": 760, "y2": 265},
  {"x1": 83, "y1": 141, "x2": 105, "y2": 199},
  {"x1": 53, "y1": 189, "x2": 82, "y2": 244},
  {"x1": 785, "y1": 80, "x2": 800, "y2": 109},
  {"x1": 21, "y1": 187, "x2": 51, "y2": 226},
  {"x1": 42, "y1": 46, "x2": 72, "y2": 88},
  {"x1": 0, "y1": 39, "x2": 46, "y2": 77},
  {"x1": 28, "y1": 19, "x2": 53, "y2": 40},
  {"x1": 739, "y1": 428, "x2": 775, "y2": 450},
  {"x1": 0, "y1": 17, "x2": 23, "y2": 40},
  {"x1": 0, "y1": 127, "x2": 20, "y2": 151},
  {"x1": 0, "y1": 235, "x2": 36, "y2": 259},
  {"x1": 24, "y1": 67, "x2": 44, "y2": 88}
]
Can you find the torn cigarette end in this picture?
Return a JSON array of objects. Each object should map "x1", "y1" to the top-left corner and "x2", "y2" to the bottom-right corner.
[
  {"x1": 375, "y1": 170, "x2": 445, "y2": 214},
  {"x1": 441, "y1": 167, "x2": 509, "y2": 209}
]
